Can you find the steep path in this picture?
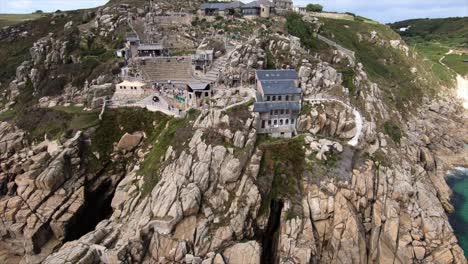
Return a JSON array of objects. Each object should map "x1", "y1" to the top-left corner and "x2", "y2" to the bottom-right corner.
[
  {"x1": 304, "y1": 96, "x2": 363, "y2": 147},
  {"x1": 439, "y1": 50, "x2": 468, "y2": 109}
]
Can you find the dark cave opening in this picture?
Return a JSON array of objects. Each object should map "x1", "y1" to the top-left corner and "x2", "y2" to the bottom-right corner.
[{"x1": 261, "y1": 199, "x2": 284, "y2": 264}]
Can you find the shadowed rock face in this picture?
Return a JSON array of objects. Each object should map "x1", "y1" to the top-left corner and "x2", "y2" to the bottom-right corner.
[
  {"x1": 0, "y1": 122, "x2": 132, "y2": 261},
  {"x1": 261, "y1": 199, "x2": 283, "y2": 264}
]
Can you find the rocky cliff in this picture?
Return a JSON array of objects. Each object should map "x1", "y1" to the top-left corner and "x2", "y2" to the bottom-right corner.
[{"x1": 0, "y1": 1, "x2": 467, "y2": 264}]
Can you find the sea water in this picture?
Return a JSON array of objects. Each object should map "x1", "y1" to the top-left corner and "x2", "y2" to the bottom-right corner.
[{"x1": 447, "y1": 167, "x2": 468, "y2": 258}]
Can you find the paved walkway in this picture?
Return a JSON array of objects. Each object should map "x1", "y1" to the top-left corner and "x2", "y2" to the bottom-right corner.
[
  {"x1": 304, "y1": 96, "x2": 363, "y2": 147},
  {"x1": 317, "y1": 34, "x2": 355, "y2": 65},
  {"x1": 220, "y1": 87, "x2": 255, "y2": 112},
  {"x1": 109, "y1": 94, "x2": 182, "y2": 117}
]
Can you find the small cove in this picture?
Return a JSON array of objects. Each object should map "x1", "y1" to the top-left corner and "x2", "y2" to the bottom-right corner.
[{"x1": 447, "y1": 167, "x2": 468, "y2": 258}]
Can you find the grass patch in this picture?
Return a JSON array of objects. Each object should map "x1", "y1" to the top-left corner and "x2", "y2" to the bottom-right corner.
[
  {"x1": 341, "y1": 68, "x2": 357, "y2": 94},
  {"x1": 266, "y1": 49, "x2": 277, "y2": 69},
  {"x1": 300, "y1": 102, "x2": 312, "y2": 115},
  {"x1": 139, "y1": 109, "x2": 199, "y2": 196},
  {"x1": 0, "y1": 13, "x2": 46, "y2": 27},
  {"x1": 383, "y1": 120, "x2": 402, "y2": 144},
  {"x1": 92, "y1": 107, "x2": 170, "y2": 165},
  {"x1": 257, "y1": 135, "x2": 306, "y2": 216},
  {"x1": 0, "y1": 109, "x2": 16, "y2": 122},
  {"x1": 285, "y1": 12, "x2": 329, "y2": 53},
  {"x1": 443, "y1": 54, "x2": 468, "y2": 76},
  {"x1": 12, "y1": 104, "x2": 100, "y2": 141},
  {"x1": 318, "y1": 17, "x2": 445, "y2": 110}
]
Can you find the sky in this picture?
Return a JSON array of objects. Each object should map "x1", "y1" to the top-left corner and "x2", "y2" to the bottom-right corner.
[{"x1": 0, "y1": 0, "x2": 467, "y2": 23}]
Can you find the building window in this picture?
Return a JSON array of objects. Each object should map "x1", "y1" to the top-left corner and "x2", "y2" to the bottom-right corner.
[
  {"x1": 280, "y1": 109, "x2": 284, "y2": 115},
  {"x1": 280, "y1": 119, "x2": 283, "y2": 125},
  {"x1": 274, "y1": 120, "x2": 277, "y2": 125},
  {"x1": 286, "y1": 119, "x2": 289, "y2": 125},
  {"x1": 285, "y1": 95, "x2": 289, "y2": 101},
  {"x1": 278, "y1": 96, "x2": 282, "y2": 101},
  {"x1": 268, "y1": 120, "x2": 271, "y2": 126},
  {"x1": 270, "y1": 110, "x2": 274, "y2": 115},
  {"x1": 205, "y1": 92, "x2": 209, "y2": 97},
  {"x1": 291, "y1": 118, "x2": 295, "y2": 124},
  {"x1": 272, "y1": 96, "x2": 276, "y2": 101},
  {"x1": 267, "y1": 95, "x2": 270, "y2": 101},
  {"x1": 261, "y1": 120, "x2": 265, "y2": 128}
]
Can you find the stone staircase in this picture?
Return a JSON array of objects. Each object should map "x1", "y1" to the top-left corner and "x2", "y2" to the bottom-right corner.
[
  {"x1": 199, "y1": 49, "x2": 232, "y2": 83},
  {"x1": 140, "y1": 57, "x2": 193, "y2": 81}
]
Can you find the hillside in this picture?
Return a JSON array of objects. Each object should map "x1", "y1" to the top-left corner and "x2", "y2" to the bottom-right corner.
[
  {"x1": 389, "y1": 17, "x2": 468, "y2": 77},
  {"x1": 0, "y1": 13, "x2": 46, "y2": 28},
  {"x1": 0, "y1": 1, "x2": 467, "y2": 264},
  {"x1": 389, "y1": 17, "x2": 468, "y2": 47}
]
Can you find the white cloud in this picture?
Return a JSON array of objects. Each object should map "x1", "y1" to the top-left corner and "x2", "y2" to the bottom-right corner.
[
  {"x1": 238, "y1": 0, "x2": 467, "y2": 22},
  {"x1": 0, "y1": 0, "x2": 109, "y2": 14},
  {"x1": 291, "y1": 0, "x2": 468, "y2": 22},
  {"x1": 1, "y1": 0, "x2": 466, "y2": 22},
  {"x1": 0, "y1": 0, "x2": 33, "y2": 13}
]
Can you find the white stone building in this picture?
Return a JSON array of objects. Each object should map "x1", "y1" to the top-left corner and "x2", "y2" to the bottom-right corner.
[{"x1": 114, "y1": 80, "x2": 149, "y2": 100}]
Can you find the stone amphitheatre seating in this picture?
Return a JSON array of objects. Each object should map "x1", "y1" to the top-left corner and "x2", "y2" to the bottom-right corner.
[{"x1": 140, "y1": 56, "x2": 193, "y2": 81}]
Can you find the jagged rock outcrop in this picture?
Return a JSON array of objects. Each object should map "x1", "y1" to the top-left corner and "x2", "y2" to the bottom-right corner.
[
  {"x1": 299, "y1": 61, "x2": 342, "y2": 95},
  {"x1": 298, "y1": 101, "x2": 356, "y2": 139},
  {"x1": 44, "y1": 106, "x2": 264, "y2": 263},
  {"x1": 0, "y1": 124, "x2": 136, "y2": 262},
  {"x1": 1, "y1": 4, "x2": 467, "y2": 264}
]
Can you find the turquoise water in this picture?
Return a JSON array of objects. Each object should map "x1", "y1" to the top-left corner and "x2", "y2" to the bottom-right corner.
[{"x1": 447, "y1": 167, "x2": 468, "y2": 258}]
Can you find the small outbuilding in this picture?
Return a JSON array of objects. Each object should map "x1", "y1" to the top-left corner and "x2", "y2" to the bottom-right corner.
[
  {"x1": 198, "y1": 1, "x2": 244, "y2": 17},
  {"x1": 241, "y1": 0, "x2": 273, "y2": 18},
  {"x1": 192, "y1": 49, "x2": 214, "y2": 71},
  {"x1": 137, "y1": 44, "x2": 168, "y2": 57},
  {"x1": 114, "y1": 80, "x2": 148, "y2": 99},
  {"x1": 126, "y1": 34, "x2": 140, "y2": 46},
  {"x1": 186, "y1": 83, "x2": 212, "y2": 108}
]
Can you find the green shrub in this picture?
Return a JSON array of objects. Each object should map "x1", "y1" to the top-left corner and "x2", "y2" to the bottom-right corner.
[
  {"x1": 92, "y1": 108, "x2": 169, "y2": 164},
  {"x1": 139, "y1": 110, "x2": 199, "y2": 196},
  {"x1": 257, "y1": 137, "x2": 306, "y2": 216},
  {"x1": 15, "y1": 107, "x2": 72, "y2": 140},
  {"x1": 306, "y1": 4, "x2": 323, "y2": 12},
  {"x1": 266, "y1": 49, "x2": 276, "y2": 69},
  {"x1": 383, "y1": 121, "x2": 402, "y2": 144},
  {"x1": 341, "y1": 68, "x2": 356, "y2": 94},
  {"x1": 285, "y1": 12, "x2": 328, "y2": 53}
]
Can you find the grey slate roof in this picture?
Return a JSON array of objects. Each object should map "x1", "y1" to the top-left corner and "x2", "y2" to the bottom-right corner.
[
  {"x1": 253, "y1": 101, "x2": 301, "y2": 113},
  {"x1": 242, "y1": 0, "x2": 273, "y2": 8},
  {"x1": 256, "y1": 69, "x2": 298, "y2": 81},
  {"x1": 260, "y1": 80, "x2": 301, "y2": 95},
  {"x1": 187, "y1": 83, "x2": 210, "y2": 91},
  {"x1": 127, "y1": 36, "x2": 140, "y2": 42},
  {"x1": 138, "y1": 44, "x2": 164, "y2": 50},
  {"x1": 200, "y1": 1, "x2": 244, "y2": 11}
]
